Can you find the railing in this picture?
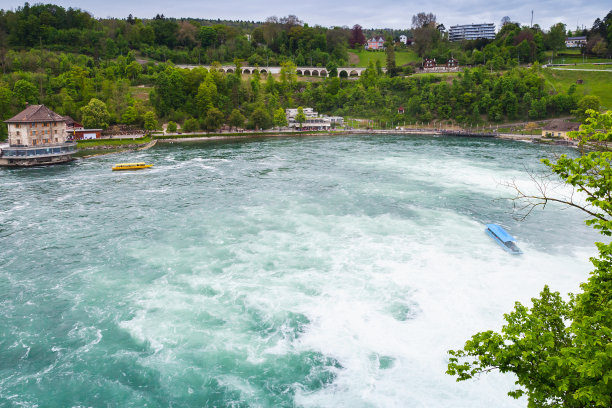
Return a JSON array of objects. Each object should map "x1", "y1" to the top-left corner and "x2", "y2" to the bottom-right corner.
[
  {"x1": 1, "y1": 143, "x2": 77, "y2": 158},
  {"x1": 8, "y1": 141, "x2": 76, "y2": 148}
]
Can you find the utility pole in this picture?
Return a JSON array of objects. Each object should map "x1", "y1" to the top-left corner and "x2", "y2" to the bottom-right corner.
[{"x1": 530, "y1": 10, "x2": 533, "y2": 28}]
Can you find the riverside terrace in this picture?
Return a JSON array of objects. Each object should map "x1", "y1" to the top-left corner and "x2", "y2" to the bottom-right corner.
[
  {"x1": 1, "y1": 104, "x2": 76, "y2": 166},
  {"x1": 176, "y1": 65, "x2": 383, "y2": 77}
]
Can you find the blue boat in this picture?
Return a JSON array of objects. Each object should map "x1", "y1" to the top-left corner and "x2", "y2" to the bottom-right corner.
[{"x1": 485, "y1": 224, "x2": 523, "y2": 255}]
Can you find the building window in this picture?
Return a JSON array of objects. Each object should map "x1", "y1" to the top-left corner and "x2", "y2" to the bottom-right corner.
[
  {"x1": 55, "y1": 138, "x2": 58, "y2": 142},
  {"x1": 15, "y1": 124, "x2": 20, "y2": 128},
  {"x1": 16, "y1": 131, "x2": 20, "y2": 136},
  {"x1": 16, "y1": 139, "x2": 21, "y2": 145},
  {"x1": 54, "y1": 130, "x2": 57, "y2": 134}
]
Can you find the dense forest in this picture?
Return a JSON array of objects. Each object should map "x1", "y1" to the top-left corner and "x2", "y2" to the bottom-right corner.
[
  {"x1": 1, "y1": 4, "x2": 610, "y2": 67},
  {"x1": 0, "y1": 3, "x2": 610, "y2": 138}
]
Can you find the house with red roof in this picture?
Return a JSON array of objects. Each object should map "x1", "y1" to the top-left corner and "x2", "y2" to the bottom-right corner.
[{"x1": 366, "y1": 37, "x2": 386, "y2": 50}]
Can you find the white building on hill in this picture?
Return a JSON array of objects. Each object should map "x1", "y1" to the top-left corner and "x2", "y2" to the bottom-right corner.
[
  {"x1": 449, "y1": 23, "x2": 495, "y2": 41},
  {"x1": 285, "y1": 108, "x2": 344, "y2": 130}
]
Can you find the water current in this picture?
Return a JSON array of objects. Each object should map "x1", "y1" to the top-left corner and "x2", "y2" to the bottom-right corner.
[{"x1": 0, "y1": 135, "x2": 600, "y2": 407}]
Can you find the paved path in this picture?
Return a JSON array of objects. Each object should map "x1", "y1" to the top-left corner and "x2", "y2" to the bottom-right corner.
[{"x1": 551, "y1": 68, "x2": 612, "y2": 72}]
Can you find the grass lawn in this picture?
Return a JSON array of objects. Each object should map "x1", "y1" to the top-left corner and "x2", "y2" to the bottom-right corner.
[
  {"x1": 551, "y1": 63, "x2": 612, "y2": 70},
  {"x1": 545, "y1": 49, "x2": 582, "y2": 56},
  {"x1": 77, "y1": 136, "x2": 151, "y2": 148},
  {"x1": 348, "y1": 48, "x2": 420, "y2": 67},
  {"x1": 543, "y1": 50, "x2": 612, "y2": 64},
  {"x1": 130, "y1": 86, "x2": 153, "y2": 101},
  {"x1": 542, "y1": 68, "x2": 612, "y2": 109}
]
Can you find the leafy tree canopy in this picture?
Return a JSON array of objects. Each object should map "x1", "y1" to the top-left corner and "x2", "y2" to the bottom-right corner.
[
  {"x1": 447, "y1": 109, "x2": 612, "y2": 408},
  {"x1": 81, "y1": 98, "x2": 110, "y2": 129}
]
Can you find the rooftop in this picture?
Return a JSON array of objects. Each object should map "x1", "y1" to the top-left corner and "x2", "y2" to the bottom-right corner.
[
  {"x1": 63, "y1": 115, "x2": 81, "y2": 126},
  {"x1": 4, "y1": 105, "x2": 65, "y2": 123},
  {"x1": 543, "y1": 119, "x2": 581, "y2": 132}
]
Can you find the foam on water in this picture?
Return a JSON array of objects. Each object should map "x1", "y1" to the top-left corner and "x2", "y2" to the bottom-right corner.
[{"x1": 0, "y1": 135, "x2": 598, "y2": 407}]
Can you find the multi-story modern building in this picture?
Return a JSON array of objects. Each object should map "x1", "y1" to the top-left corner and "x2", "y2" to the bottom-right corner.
[
  {"x1": 0, "y1": 104, "x2": 76, "y2": 166},
  {"x1": 449, "y1": 23, "x2": 495, "y2": 41}
]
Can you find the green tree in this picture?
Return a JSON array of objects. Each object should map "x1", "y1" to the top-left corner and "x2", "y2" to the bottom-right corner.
[
  {"x1": 385, "y1": 42, "x2": 396, "y2": 75},
  {"x1": 0, "y1": 83, "x2": 11, "y2": 140},
  {"x1": 143, "y1": 111, "x2": 158, "y2": 131},
  {"x1": 196, "y1": 76, "x2": 217, "y2": 116},
  {"x1": 81, "y1": 98, "x2": 110, "y2": 129},
  {"x1": 0, "y1": 83, "x2": 13, "y2": 120},
  {"x1": 151, "y1": 69, "x2": 186, "y2": 117},
  {"x1": 411, "y1": 13, "x2": 440, "y2": 57},
  {"x1": 273, "y1": 107, "x2": 288, "y2": 128},
  {"x1": 121, "y1": 106, "x2": 139, "y2": 125},
  {"x1": 183, "y1": 117, "x2": 199, "y2": 133},
  {"x1": 126, "y1": 61, "x2": 143, "y2": 80},
  {"x1": 592, "y1": 40, "x2": 608, "y2": 56},
  {"x1": 228, "y1": 109, "x2": 246, "y2": 130},
  {"x1": 198, "y1": 26, "x2": 217, "y2": 47},
  {"x1": 166, "y1": 121, "x2": 177, "y2": 133},
  {"x1": 204, "y1": 107, "x2": 224, "y2": 131},
  {"x1": 572, "y1": 95, "x2": 601, "y2": 122},
  {"x1": 13, "y1": 79, "x2": 38, "y2": 107},
  {"x1": 249, "y1": 106, "x2": 272, "y2": 130},
  {"x1": 279, "y1": 60, "x2": 297, "y2": 89},
  {"x1": 546, "y1": 22, "x2": 566, "y2": 58},
  {"x1": 295, "y1": 106, "x2": 306, "y2": 129},
  {"x1": 447, "y1": 109, "x2": 612, "y2": 408},
  {"x1": 326, "y1": 62, "x2": 338, "y2": 78}
]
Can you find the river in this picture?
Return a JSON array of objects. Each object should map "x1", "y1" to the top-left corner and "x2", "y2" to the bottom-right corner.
[{"x1": 0, "y1": 135, "x2": 598, "y2": 407}]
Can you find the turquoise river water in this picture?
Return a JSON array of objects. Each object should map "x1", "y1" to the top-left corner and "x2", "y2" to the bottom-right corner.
[{"x1": 0, "y1": 135, "x2": 600, "y2": 407}]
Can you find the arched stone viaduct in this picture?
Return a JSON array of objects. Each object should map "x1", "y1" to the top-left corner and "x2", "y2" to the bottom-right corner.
[{"x1": 177, "y1": 65, "x2": 376, "y2": 77}]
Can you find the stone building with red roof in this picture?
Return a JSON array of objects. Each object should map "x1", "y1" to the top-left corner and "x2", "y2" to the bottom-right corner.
[{"x1": 1, "y1": 104, "x2": 76, "y2": 166}]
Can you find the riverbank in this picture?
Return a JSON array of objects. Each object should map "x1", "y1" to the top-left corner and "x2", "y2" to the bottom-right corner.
[
  {"x1": 153, "y1": 129, "x2": 572, "y2": 144},
  {"x1": 76, "y1": 139, "x2": 157, "y2": 158},
  {"x1": 73, "y1": 129, "x2": 575, "y2": 159}
]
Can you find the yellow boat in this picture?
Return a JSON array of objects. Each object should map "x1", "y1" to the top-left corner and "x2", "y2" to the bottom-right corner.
[{"x1": 112, "y1": 162, "x2": 153, "y2": 171}]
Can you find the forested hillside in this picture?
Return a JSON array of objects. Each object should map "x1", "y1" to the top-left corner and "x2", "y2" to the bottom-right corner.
[{"x1": 0, "y1": 3, "x2": 610, "y2": 138}]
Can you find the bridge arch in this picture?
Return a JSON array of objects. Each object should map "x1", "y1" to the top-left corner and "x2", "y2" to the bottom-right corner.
[
  {"x1": 349, "y1": 70, "x2": 359, "y2": 77},
  {"x1": 260, "y1": 69, "x2": 267, "y2": 74},
  {"x1": 243, "y1": 68, "x2": 251, "y2": 74},
  {"x1": 226, "y1": 68, "x2": 234, "y2": 73},
  {"x1": 339, "y1": 70, "x2": 348, "y2": 78},
  {"x1": 303, "y1": 69, "x2": 311, "y2": 76},
  {"x1": 296, "y1": 69, "x2": 303, "y2": 75},
  {"x1": 312, "y1": 70, "x2": 319, "y2": 76},
  {"x1": 320, "y1": 70, "x2": 327, "y2": 77}
]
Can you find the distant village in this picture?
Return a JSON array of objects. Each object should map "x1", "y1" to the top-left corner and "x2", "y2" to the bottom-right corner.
[{"x1": 365, "y1": 22, "x2": 588, "y2": 71}]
